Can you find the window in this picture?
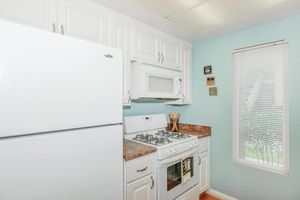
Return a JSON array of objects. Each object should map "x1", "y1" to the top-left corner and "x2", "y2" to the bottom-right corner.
[{"x1": 233, "y1": 41, "x2": 289, "y2": 175}]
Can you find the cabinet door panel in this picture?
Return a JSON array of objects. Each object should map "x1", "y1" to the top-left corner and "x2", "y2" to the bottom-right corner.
[
  {"x1": 58, "y1": 0, "x2": 108, "y2": 44},
  {"x1": 0, "y1": 0, "x2": 53, "y2": 30},
  {"x1": 199, "y1": 151, "x2": 209, "y2": 194},
  {"x1": 161, "y1": 35, "x2": 181, "y2": 70},
  {"x1": 165, "y1": 41, "x2": 191, "y2": 105},
  {"x1": 181, "y1": 42, "x2": 192, "y2": 103},
  {"x1": 109, "y1": 15, "x2": 131, "y2": 105},
  {"x1": 127, "y1": 175, "x2": 155, "y2": 200},
  {"x1": 132, "y1": 25, "x2": 160, "y2": 64}
]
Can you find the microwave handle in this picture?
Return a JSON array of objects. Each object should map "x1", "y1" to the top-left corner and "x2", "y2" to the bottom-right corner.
[{"x1": 174, "y1": 78, "x2": 182, "y2": 95}]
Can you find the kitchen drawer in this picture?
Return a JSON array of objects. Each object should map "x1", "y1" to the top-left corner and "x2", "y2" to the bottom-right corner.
[
  {"x1": 126, "y1": 154, "x2": 155, "y2": 183},
  {"x1": 198, "y1": 137, "x2": 210, "y2": 153}
]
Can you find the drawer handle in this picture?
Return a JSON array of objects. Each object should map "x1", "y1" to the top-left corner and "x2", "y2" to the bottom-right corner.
[
  {"x1": 151, "y1": 176, "x2": 154, "y2": 189},
  {"x1": 105, "y1": 54, "x2": 113, "y2": 58},
  {"x1": 136, "y1": 166, "x2": 148, "y2": 172},
  {"x1": 198, "y1": 156, "x2": 201, "y2": 166}
]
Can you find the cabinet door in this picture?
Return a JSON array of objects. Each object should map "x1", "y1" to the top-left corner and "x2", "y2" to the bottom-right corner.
[
  {"x1": 181, "y1": 42, "x2": 192, "y2": 103},
  {"x1": 127, "y1": 174, "x2": 155, "y2": 200},
  {"x1": 57, "y1": 0, "x2": 108, "y2": 44},
  {"x1": 132, "y1": 24, "x2": 160, "y2": 64},
  {"x1": 109, "y1": 14, "x2": 131, "y2": 105},
  {"x1": 160, "y1": 34, "x2": 181, "y2": 71},
  {"x1": 0, "y1": 0, "x2": 55, "y2": 31},
  {"x1": 199, "y1": 151, "x2": 209, "y2": 194},
  {"x1": 165, "y1": 41, "x2": 191, "y2": 105}
]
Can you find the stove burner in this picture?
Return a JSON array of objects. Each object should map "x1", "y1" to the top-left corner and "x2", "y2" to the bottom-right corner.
[
  {"x1": 155, "y1": 130, "x2": 191, "y2": 140},
  {"x1": 133, "y1": 133, "x2": 172, "y2": 146}
]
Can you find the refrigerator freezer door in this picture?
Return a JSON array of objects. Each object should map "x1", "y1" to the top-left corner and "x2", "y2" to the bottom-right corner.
[
  {"x1": 0, "y1": 125, "x2": 123, "y2": 200},
  {"x1": 0, "y1": 20, "x2": 122, "y2": 137}
]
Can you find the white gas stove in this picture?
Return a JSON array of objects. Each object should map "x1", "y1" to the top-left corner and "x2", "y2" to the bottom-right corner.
[
  {"x1": 124, "y1": 114, "x2": 200, "y2": 200},
  {"x1": 124, "y1": 114, "x2": 198, "y2": 160}
]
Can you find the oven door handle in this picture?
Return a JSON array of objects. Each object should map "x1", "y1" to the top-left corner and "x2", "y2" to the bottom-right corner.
[{"x1": 159, "y1": 149, "x2": 197, "y2": 166}]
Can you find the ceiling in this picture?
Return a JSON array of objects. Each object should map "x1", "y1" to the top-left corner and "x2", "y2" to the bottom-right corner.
[
  {"x1": 130, "y1": 0, "x2": 300, "y2": 41},
  {"x1": 92, "y1": 0, "x2": 300, "y2": 41}
]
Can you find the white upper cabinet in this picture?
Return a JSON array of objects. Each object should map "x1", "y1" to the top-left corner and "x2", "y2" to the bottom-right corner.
[
  {"x1": 132, "y1": 23, "x2": 182, "y2": 71},
  {"x1": 0, "y1": 0, "x2": 55, "y2": 31},
  {"x1": 132, "y1": 24, "x2": 160, "y2": 65},
  {"x1": 181, "y1": 42, "x2": 192, "y2": 103},
  {"x1": 57, "y1": 0, "x2": 108, "y2": 44},
  {"x1": 160, "y1": 34, "x2": 181, "y2": 71},
  {"x1": 165, "y1": 41, "x2": 192, "y2": 105},
  {"x1": 0, "y1": 0, "x2": 191, "y2": 104},
  {"x1": 109, "y1": 14, "x2": 131, "y2": 105}
]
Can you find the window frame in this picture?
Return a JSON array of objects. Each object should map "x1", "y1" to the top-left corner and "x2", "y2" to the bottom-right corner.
[{"x1": 232, "y1": 41, "x2": 289, "y2": 175}]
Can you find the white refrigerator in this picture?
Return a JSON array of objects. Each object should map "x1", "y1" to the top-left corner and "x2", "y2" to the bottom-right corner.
[{"x1": 0, "y1": 20, "x2": 123, "y2": 200}]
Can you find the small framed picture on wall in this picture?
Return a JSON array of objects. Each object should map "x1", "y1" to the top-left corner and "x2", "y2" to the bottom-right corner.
[
  {"x1": 204, "y1": 65, "x2": 212, "y2": 75},
  {"x1": 206, "y1": 76, "x2": 215, "y2": 86}
]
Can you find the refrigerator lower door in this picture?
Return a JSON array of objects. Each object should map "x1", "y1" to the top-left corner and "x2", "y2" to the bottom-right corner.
[
  {"x1": 0, "y1": 20, "x2": 122, "y2": 137},
  {"x1": 0, "y1": 125, "x2": 123, "y2": 200}
]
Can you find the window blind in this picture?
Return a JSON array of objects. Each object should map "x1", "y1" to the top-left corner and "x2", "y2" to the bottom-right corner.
[{"x1": 232, "y1": 41, "x2": 289, "y2": 175}]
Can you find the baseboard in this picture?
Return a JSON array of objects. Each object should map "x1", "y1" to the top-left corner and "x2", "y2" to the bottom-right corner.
[{"x1": 206, "y1": 189, "x2": 238, "y2": 200}]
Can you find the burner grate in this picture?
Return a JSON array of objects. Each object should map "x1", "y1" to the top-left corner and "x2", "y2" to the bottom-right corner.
[
  {"x1": 155, "y1": 130, "x2": 191, "y2": 140},
  {"x1": 133, "y1": 133, "x2": 172, "y2": 146}
]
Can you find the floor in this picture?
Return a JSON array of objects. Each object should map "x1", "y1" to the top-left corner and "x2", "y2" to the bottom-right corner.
[{"x1": 200, "y1": 193, "x2": 220, "y2": 200}]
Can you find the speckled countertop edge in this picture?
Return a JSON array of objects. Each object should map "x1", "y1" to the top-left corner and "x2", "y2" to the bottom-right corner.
[{"x1": 123, "y1": 139, "x2": 157, "y2": 161}]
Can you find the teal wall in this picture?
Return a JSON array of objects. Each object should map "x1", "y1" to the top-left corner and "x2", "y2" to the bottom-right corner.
[{"x1": 176, "y1": 15, "x2": 300, "y2": 200}]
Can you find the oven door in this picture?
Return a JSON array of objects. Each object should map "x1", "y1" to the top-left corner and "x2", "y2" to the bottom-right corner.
[{"x1": 158, "y1": 149, "x2": 200, "y2": 200}]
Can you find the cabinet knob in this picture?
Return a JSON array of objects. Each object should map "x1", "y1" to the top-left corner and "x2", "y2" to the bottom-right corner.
[
  {"x1": 198, "y1": 156, "x2": 201, "y2": 166},
  {"x1": 157, "y1": 53, "x2": 161, "y2": 63},
  {"x1": 104, "y1": 54, "x2": 113, "y2": 58},
  {"x1": 151, "y1": 176, "x2": 154, "y2": 189},
  {"x1": 60, "y1": 25, "x2": 64, "y2": 35},
  {"x1": 52, "y1": 23, "x2": 56, "y2": 33}
]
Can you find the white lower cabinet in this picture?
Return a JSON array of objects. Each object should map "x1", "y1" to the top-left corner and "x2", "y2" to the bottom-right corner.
[
  {"x1": 198, "y1": 137, "x2": 210, "y2": 195},
  {"x1": 199, "y1": 151, "x2": 209, "y2": 193},
  {"x1": 127, "y1": 174, "x2": 155, "y2": 200},
  {"x1": 125, "y1": 154, "x2": 156, "y2": 200}
]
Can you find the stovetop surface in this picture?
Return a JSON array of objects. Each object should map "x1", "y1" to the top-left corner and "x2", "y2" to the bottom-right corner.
[{"x1": 125, "y1": 130, "x2": 196, "y2": 148}]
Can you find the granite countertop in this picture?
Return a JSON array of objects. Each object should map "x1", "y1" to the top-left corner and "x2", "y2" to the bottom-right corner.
[
  {"x1": 123, "y1": 139, "x2": 157, "y2": 161},
  {"x1": 168, "y1": 123, "x2": 211, "y2": 138}
]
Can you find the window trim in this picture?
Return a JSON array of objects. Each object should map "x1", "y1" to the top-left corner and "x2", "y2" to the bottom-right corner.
[{"x1": 232, "y1": 41, "x2": 289, "y2": 175}]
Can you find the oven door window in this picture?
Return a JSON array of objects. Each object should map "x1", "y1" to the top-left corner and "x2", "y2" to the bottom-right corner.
[{"x1": 167, "y1": 161, "x2": 182, "y2": 191}]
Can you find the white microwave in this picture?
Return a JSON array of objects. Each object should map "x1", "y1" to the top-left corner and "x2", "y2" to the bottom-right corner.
[{"x1": 131, "y1": 62, "x2": 183, "y2": 100}]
